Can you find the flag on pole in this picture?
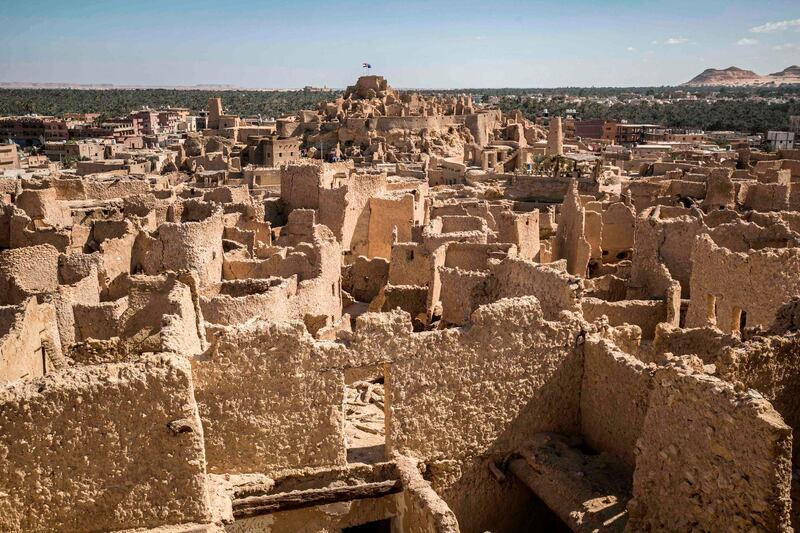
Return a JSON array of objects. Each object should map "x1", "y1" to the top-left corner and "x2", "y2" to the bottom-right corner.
[{"x1": 362, "y1": 63, "x2": 372, "y2": 69}]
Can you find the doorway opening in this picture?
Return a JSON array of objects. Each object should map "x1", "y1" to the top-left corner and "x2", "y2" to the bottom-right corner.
[{"x1": 344, "y1": 364, "x2": 386, "y2": 464}]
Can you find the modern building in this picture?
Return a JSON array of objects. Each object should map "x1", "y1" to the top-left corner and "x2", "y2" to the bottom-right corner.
[
  {"x1": 0, "y1": 143, "x2": 20, "y2": 169},
  {"x1": 43, "y1": 140, "x2": 105, "y2": 162},
  {"x1": 244, "y1": 135, "x2": 302, "y2": 167},
  {"x1": 766, "y1": 131, "x2": 795, "y2": 151},
  {"x1": 574, "y1": 119, "x2": 604, "y2": 139},
  {"x1": 0, "y1": 116, "x2": 48, "y2": 145},
  {"x1": 602, "y1": 122, "x2": 663, "y2": 145}
]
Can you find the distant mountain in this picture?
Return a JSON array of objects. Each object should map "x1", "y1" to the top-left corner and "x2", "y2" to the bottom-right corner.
[
  {"x1": 683, "y1": 65, "x2": 800, "y2": 87},
  {"x1": 770, "y1": 65, "x2": 800, "y2": 78}
]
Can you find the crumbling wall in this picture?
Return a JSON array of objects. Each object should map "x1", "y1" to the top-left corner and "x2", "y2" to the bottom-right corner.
[
  {"x1": 580, "y1": 337, "x2": 654, "y2": 467},
  {"x1": 387, "y1": 297, "x2": 581, "y2": 459},
  {"x1": 8, "y1": 209, "x2": 72, "y2": 251},
  {"x1": 489, "y1": 257, "x2": 582, "y2": 320},
  {"x1": 438, "y1": 267, "x2": 491, "y2": 326},
  {"x1": 581, "y1": 298, "x2": 667, "y2": 339},
  {"x1": 600, "y1": 201, "x2": 635, "y2": 261},
  {"x1": 0, "y1": 244, "x2": 60, "y2": 305},
  {"x1": 200, "y1": 277, "x2": 296, "y2": 325},
  {"x1": 651, "y1": 323, "x2": 738, "y2": 364},
  {"x1": 443, "y1": 242, "x2": 514, "y2": 272},
  {"x1": 552, "y1": 180, "x2": 591, "y2": 277},
  {"x1": 15, "y1": 187, "x2": 72, "y2": 227},
  {"x1": 0, "y1": 298, "x2": 61, "y2": 382},
  {"x1": 344, "y1": 255, "x2": 390, "y2": 303},
  {"x1": 0, "y1": 355, "x2": 211, "y2": 532},
  {"x1": 627, "y1": 206, "x2": 704, "y2": 299},
  {"x1": 717, "y1": 333, "x2": 800, "y2": 461},
  {"x1": 685, "y1": 235, "x2": 800, "y2": 333},
  {"x1": 495, "y1": 209, "x2": 539, "y2": 260},
  {"x1": 626, "y1": 365, "x2": 793, "y2": 532},
  {"x1": 280, "y1": 160, "x2": 352, "y2": 211},
  {"x1": 74, "y1": 274, "x2": 205, "y2": 356},
  {"x1": 92, "y1": 219, "x2": 137, "y2": 286},
  {"x1": 395, "y1": 455, "x2": 460, "y2": 533},
  {"x1": 367, "y1": 194, "x2": 415, "y2": 259},
  {"x1": 134, "y1": 207, "x2": 224, "y2": 287},
  {"x1": 739, "y1": 181, "x2": 790, "y2": 212},
  {"x1": 388, "y1": 242, "x2": 442, "y2": 288},
  {"x1": 192, "y1": 321, "x2": 347, "y2": 475},
  {"x1": 384, "y1": 297, "x2": 584, "y2": 530},
  {"x1": 319, "y1": 172, "x2": 387, "y2": 253}
]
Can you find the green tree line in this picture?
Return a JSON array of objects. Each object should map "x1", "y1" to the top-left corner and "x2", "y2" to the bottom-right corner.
[
  {"x1": 0, "y1": 86, "x2": 798, "y2": 133},
  {"x1": 0, "y1": 88, "x2": 340, "y2": 118}
]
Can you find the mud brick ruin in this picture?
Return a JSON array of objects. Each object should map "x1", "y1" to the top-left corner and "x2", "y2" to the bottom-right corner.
[{"x1": 2, "y1": 75, "x2": 800, "y2": 532}]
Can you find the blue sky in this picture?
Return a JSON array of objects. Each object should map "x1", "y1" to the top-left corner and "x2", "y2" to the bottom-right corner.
[{"x1": 0, "y1": 0, "x2": 798, "y2": 87}]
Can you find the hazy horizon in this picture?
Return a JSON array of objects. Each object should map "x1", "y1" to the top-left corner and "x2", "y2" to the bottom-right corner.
[{"x1": 1, "y1": 0, "x2": 799, "y2": 89}]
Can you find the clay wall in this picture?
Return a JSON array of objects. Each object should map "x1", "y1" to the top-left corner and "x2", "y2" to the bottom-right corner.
[
  {"x1": 8, "y1": 210, "x2": 72, "y2": 251},
  {"x1": 580, "y1": 337, "x2": 654, "y2": 467},
  {"x1": 489, "y1": 257, "x2": 583, "y2": 320},
  {"x1": 388, "y1": 242, "x2": 443, "y2": 289},
  {"x1": 199, "y1": 277, "x2": 297, "y2": 325},
  {"x1": 685, "y1": 235, "x2": 800, "y2": 333},
  {"x1": 383, "y1": 297, "x2": 584, "y2": 531},
  {"x1": 73, "y1": 274, "x2": 205, "y2": 357},
  {"x1": 15, "y1": 188, "x2": 72, "y2": 227},
  {"x1": 628, "y1": 206, "x2": 704, "y2": 299},
  {"x1": 344, "y1": 255, "x2": 389, "y2": 303},
  {"x1": 394, "y1": 455, "x2": 460, "y2": 533},
  {"x1": 281, "y1": 160, "x2": 353, "y2": 211},
  {"x1": 367, "y1": 194, "x2": 415, "y2": 259},
  {"x1": 495, "y1": 209, "x2": 540, "y2": 260},
  {"x1": 626, "y1": 366, "x2": 792, "y2": 532},
  {"x1": 552, "y1": 180, "x2": 590, "y2": 277},
  {"x1": 505, "y1": 175, "x2": 600, "y2": 203},
  {"x1": 0, "y1": 298, "x2": 60, "y2": 382},
  {"x1": 600, "y1": 202, "x2": 635, "y2": 261},
  {"x1": 438, "y1": 267, "x2": 491, "y2": 326},
  {"x1": 0, "y1": 355, "x2": 211, "y2": 532},
  {"x1": 318, "y1": 171, "x2": 386, "y2": 253},
  {"x1": 0, "y1": 243, "x2": 60, "y2": 305},
  {"x1": 717, "y1": 334, "x2": 800, "y2": 461},
  {"x1": 443, "y1": 242, "x2": 515, "y2": 272},
  {"x1": 581, "y1": 298, "x2": 667, "y2": 339},
  {"x1": 738, "y1": 181, "x2": 790, "y2": 211},
  {"x1": 133, "y1": 203, "x2": 224, "y2": 287},
  {"x1": 192, "y1": 321, "x2": 347, "y2": 475}
]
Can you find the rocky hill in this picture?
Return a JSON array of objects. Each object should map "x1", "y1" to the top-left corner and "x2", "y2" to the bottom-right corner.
[{"x1": 683, "y1": 65, "x2": 800, "y2": 87}]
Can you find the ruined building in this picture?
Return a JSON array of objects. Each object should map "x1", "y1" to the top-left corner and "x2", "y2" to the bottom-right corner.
[{"x1": 1, "y1": 76, "x2": 800, "y2": 532}]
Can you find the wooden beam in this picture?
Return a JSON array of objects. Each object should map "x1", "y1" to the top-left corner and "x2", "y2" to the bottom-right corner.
[{"x1": 232, "y1": 479, "x2": 402, "y2": 519}]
